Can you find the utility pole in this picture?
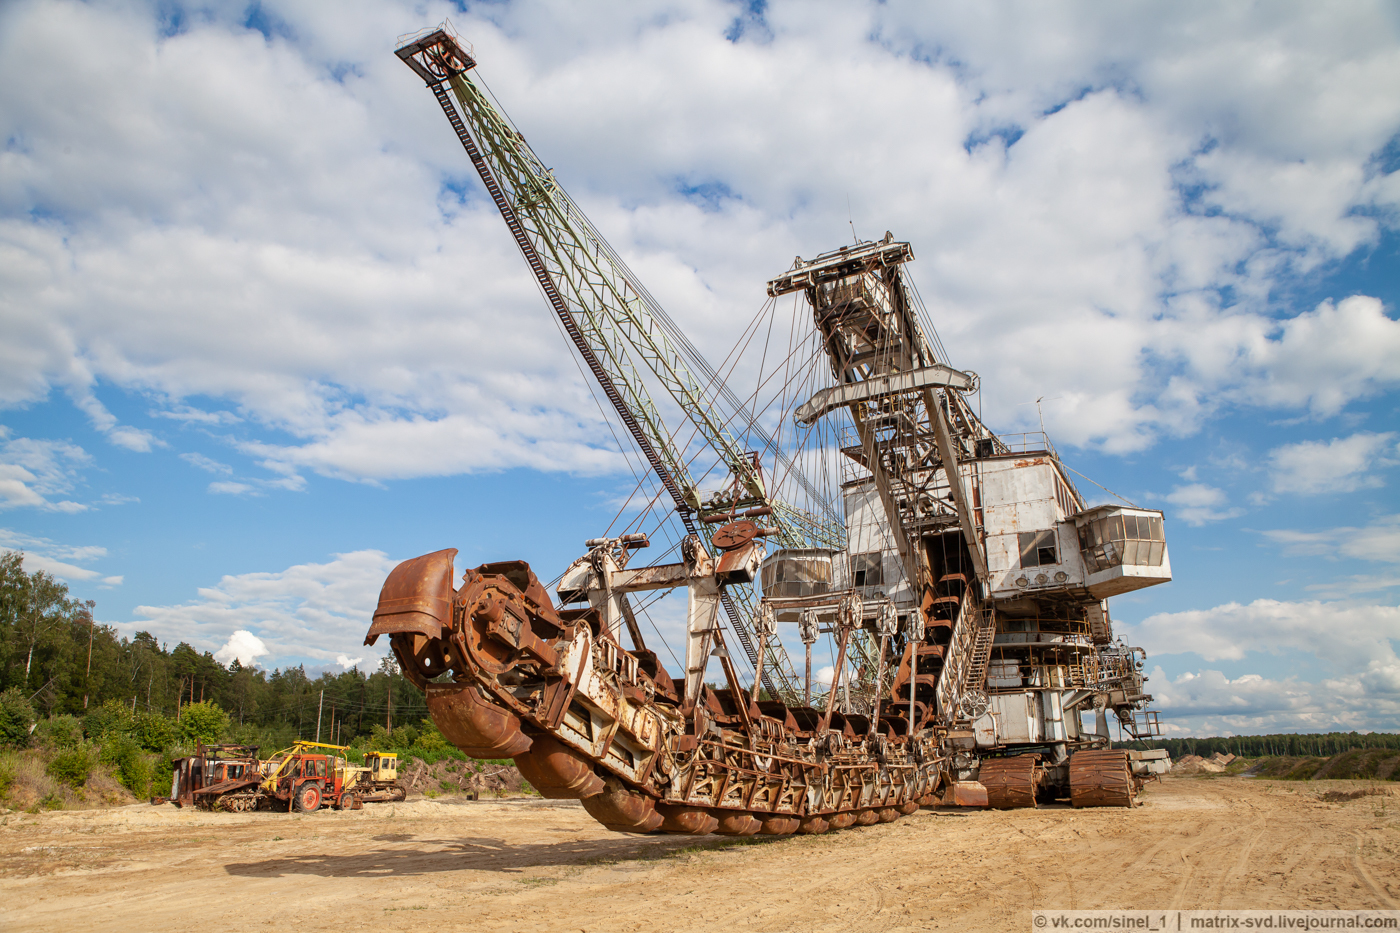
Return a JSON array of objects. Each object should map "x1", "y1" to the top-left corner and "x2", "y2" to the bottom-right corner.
[
  {"x1": 315, "y1": 689, "x2": 324, "y2": 743},
  {"x1": 82, "y1": 601, "x2": 95, "y2": 709}
]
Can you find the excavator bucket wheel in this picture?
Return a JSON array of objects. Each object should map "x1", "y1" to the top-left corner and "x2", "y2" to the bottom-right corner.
[
  {"x1": 294, "y1": 783, "x2": 322, "y2": 813},
  {"x1": 1069, "y1": 749, "x2": 1135, "y2": 808},
  {"x1": 979, "y1": 755, "x2": 1041, "y2": 809}
]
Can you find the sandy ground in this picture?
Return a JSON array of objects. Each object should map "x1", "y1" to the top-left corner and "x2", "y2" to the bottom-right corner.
[{"x1": 2, "y1": 777, "x2": 1397, "y2": 932}]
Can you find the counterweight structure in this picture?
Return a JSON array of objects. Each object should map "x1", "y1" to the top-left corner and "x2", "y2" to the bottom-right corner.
[{"x1": 368, "y1": 27, "x2": 1171, "y2": 836}]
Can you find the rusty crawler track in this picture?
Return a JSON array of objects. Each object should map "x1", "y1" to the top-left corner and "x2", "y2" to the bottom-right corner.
[
  {"x1": 979, "y1": 755, "x2": 1042, "y2": 810},
  {"x1": 1069, "y1": 749, "x2": 1138, "y2": 808}
]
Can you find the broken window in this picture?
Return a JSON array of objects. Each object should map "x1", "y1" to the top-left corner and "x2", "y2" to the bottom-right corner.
[
  {"x1": 1018, "y1": 530, "x2": 1058, "y2": 568},
  {"x1": 851, "y1": 552, "x2": 884, "y2": 587},
  {"x1": 1078, "y1": 510, "x2": 1166, "y2": 572}
]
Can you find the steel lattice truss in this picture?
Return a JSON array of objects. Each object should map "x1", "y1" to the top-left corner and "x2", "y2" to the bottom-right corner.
[{"x1": 397, "y1": 29, "x2": 855, "y2": 703}]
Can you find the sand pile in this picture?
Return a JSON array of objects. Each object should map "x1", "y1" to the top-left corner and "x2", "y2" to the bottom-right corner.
[{"x1": 1170, "y1": 752, "x2": 1235, "y2": 774}]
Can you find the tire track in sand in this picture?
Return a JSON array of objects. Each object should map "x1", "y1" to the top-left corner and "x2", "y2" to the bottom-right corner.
[{"x1": 1350, "y1": 831, "x2": 1398, "y2": 909}]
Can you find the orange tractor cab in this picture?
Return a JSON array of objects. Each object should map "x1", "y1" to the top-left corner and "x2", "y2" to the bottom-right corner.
[{"x1": 260, "y1": 742, "x2": 360, "y2": 812}]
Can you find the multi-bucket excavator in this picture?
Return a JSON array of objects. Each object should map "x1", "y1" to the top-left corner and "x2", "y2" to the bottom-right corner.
[{"x1": 365, "y1": 26, "x2": 1171, "y2": 836}]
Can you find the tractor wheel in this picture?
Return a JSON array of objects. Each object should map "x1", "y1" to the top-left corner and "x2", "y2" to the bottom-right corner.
[{"x1": 294, "y1": 783, "x2": 322, "y2": 813}]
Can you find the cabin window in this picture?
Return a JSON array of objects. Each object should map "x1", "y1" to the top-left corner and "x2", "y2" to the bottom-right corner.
[
  {"x1": 1018, "y1": 530, "x2": 1058, "y2": 568},
  {"x1": 1078, "y1": 511, "x2": 1165, "y2": 572},
  {"x1": 851, "y1": 552, "x2": 884, "y2": 587}
]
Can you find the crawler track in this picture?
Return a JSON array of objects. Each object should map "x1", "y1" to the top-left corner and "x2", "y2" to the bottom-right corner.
[
  {"x1": 979, "y1": 755, "x2": 1041, "y2": 809},
  {"x1": 1070, "y1": 748, "x2": 1136, "y2": 808}
]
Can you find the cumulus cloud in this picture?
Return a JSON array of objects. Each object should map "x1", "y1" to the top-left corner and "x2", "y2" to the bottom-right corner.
[
  {"x1": 125, "y1": 549, "x2": 399, "y2": 670},
  {"x1": 1149, "y1": 665, "x2": 1400, "y2": 735},
  {"x1": 0, "y1": 428, "x2": 90, "y2": 512},
  {"x1": 214, "y1": 629, "x2": 270, "y2": 667},
  {"x1": 1267, "y1": 431, "x2": 1397, "y2": 494},
  {"x1": 0, "y1": 0, "x2": 1396, "y2": 488},
  {"x1": 1240, "y1": 297, "x2": 1400, "y2": 418},
  {"x1": 1122, "y1": 598, "x2": 1400, "y2": 671}
]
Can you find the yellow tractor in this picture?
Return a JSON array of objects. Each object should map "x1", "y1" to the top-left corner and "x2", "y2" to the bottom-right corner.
[{"x1": 341, "y1": 751, "x2": 408, "y2": 804}]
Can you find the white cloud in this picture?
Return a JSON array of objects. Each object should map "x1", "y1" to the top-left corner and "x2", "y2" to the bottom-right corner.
[
  {"x1": 335, "y1": 653, "x2": 365, "y2": 670},
  {"x1": 1149, "y1": 665, "x2": 1400, "y2": 735},
  {"x1": 214, "y1": 630, "x2": 270, "y2": 667},
  {"x1": 1264, "y1": 513, "x2": 1400, "y2": 564},
  {"x1": 153, "y1": 405, "x2": 241, "y2": 424},
  {"x1": 1163, "y1": 483, "x2": 1243, "y2": 526},
  {"x1": 69, "y1": 390, "x2": 160, "y2": 453},
  {"x1": 1123, "y1": 597, "x2": 1400, "y2": 671},
  {"x1": 126, "y1": 549, "x2": 400, "y2": 670},
  {"x1": 1267, "y1": 431, "x2": 1397, "y2": 494},
  {"x1": 208, "y1": 480, "x2": 256, "y2": 495},
  {"x1": 100, "y1": 575, "x2": 124, "y2": 587},
  {"x1": 0, "y1": 0, "x2": 1396, "y2": 487},
  {"x1": 1240, "y1": 297, "x2": 1400, "y2": 417},
  {"x1": 0, "y1": 528, "x2": 108, "y2": 582},
  {"x1": 181, "y1": 452, "x2": 233, "y2": 474},
  {"x1": 0, "y1": 428, "x2": 90, "y2": 512}
]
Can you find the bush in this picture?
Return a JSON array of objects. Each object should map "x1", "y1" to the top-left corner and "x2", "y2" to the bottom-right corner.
[
  {"x1": 177, "y1": 702, "x2": 230, "y2": 745},
  {"x1": 83, "y1": 701, "x2": 136, "y2": 741},
  {"x1": 0, "y1": 760, "x2": 14, "y2": 800},
  {"x1": 34, "y1": 715, "x2": 84, "y2": 750},
  {"x1": 415, "y1": 730, "x2": 449, "y2": 754},
  {"x1": 0, "y1": 688, "x2": 35, "y2": 748},
  {"x1": 100, "y1": 736, "x2": 154, "y2": 797},
  {"x1": 46, "y1": 746, "x2": 96, "y2": 788},
  {"x1": 365, "y1": 723, "x2": 420, "y2": 751},
  {"x1": 133, "y1": 712, "x2": 177, "y2": 752},
  {"x1": 401, "y1": 744, "x2": 466, "y2": 765}
]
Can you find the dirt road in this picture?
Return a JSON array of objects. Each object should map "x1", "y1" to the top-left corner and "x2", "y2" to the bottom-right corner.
[{"x1": 2, "y1": 777, "x2": 1397, "y2": 932}]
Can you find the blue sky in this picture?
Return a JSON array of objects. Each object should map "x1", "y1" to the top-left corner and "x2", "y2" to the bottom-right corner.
[{"x1": 2, "y1": 0, "x2": 1398, "y2": 735}]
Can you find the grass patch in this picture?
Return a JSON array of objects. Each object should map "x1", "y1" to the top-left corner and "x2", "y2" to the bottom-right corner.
[{"x1": 1243, "y1": 751, "x2": 1400, "y2": 781}]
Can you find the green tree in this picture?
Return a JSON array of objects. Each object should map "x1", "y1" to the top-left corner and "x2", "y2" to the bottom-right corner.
[
  {"x1": 133, "y1": 711, "x2": 177, "y2": 752},
  {"x1": 177, "y1": 701, "x2": 230, "y2": 745},
  {"x1": 0, "y1": 553, "x2": 74, "y2": 688},
  {"x1": 0, "y1": 687, "x2": 35, "y2": 747}
]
